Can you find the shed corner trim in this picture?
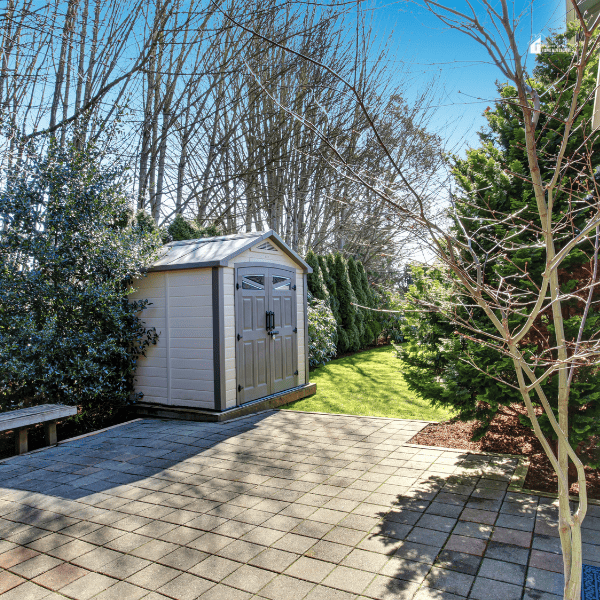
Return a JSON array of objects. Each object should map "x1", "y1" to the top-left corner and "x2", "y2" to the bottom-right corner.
[{"x1": 212, "y1": 266, "x2": 226, "y2": 411}]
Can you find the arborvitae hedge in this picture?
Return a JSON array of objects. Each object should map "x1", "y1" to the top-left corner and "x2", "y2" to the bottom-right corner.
[
  {"x1": 358, "y1": 262, "x2": 382, "y2": 342},
  {"x1": 347, "y1": 256, "x2": 369, "y2": 347},
  {"x1": 321, "y1": 254, "x2": 344, "y2": 351},
  {"x1": 357, "y1": 262, "x2": 374, "y2": 305},
  {"x1": 306, "y1": 249, "x2": 328, "y2": 301},
  {"x1": 332, "y1": 253, "x2": 361, "y2": 353},
  {"x1": 322, "y1": 255, "x2": 341, "y2": 321},
  {"x1": 306, "y1": 251, "x2": 382, "y2": 358}
]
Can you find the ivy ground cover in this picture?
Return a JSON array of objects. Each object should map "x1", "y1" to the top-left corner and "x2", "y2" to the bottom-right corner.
[{"x1": 285, "y1": 345, "x2": 454, "y2": 421}]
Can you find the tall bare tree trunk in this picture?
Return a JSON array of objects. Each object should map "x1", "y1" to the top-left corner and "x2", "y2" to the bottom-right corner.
[{"x1": 50, "y1": 0, "x2": 77, "y2": 138}]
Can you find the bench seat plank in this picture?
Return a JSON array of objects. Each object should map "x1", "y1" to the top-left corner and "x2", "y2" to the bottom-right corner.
[{"x1": 0, "y1": 404, "x2": 77, "y2": 433}]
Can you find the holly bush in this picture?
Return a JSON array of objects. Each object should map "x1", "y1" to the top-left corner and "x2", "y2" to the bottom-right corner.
[{"x1": 0, "y1": 141, "x2": 161, "y2": 422}]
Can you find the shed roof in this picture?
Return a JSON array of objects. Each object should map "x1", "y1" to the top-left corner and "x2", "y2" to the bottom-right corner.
[{"x1": 148, "y1": 230, "x2": 312, "y2": 273}]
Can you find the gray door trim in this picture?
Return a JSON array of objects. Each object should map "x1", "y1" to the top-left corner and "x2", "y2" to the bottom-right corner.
[
  {"x1": 303, "y1": 273, "x2": 309, "y2": 384},
  {"x1": 235, "y1": 262, "x2": 299, "y2": 405},
  {"x1": 270, "y1": 266, "x2": 298, "y2": 394},
  {"x1": 234, "y1": 262, "x2": 296, "y2": 273},
  {"x1": 212, "y1": 267, "x2": 226, "y2": 411}
]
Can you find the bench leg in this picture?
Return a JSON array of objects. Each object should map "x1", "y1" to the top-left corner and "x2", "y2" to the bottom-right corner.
[
  {"x1": 15, "y1": 428, "x2": 28, "y2": 454},
  {"x1": 45, "y1": 421, "x2": 57, "y2": 446}
]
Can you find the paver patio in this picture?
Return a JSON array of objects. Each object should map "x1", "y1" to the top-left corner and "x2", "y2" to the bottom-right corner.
[{"x1": 0, "y1": 410, "x2": 598, "y2": 600}]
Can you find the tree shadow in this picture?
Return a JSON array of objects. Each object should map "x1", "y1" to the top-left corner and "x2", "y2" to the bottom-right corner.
[
  {"x1": 0, "y1": 412, "x2": 567, "y2": 600},
  {"x1": 0, "y1": 413, "x2": 279, "y2": 505},
  {"x1": 362, "y1": 462, "x2": 533, "y2": 598}
]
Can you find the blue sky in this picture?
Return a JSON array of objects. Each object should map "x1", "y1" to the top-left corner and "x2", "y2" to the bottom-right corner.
[{"x1": 367, "y1": 0, "x2": 566, "y2": 154}]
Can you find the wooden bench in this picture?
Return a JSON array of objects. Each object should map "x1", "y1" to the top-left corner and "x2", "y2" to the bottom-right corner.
[{"x1": 0, "y1": 404, "x2": 77, "y2": 455}]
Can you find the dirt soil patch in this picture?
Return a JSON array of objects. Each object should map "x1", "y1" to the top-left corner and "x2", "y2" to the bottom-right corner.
[{"x1": 410, "y1": 405, "x2": 600, "y2": 500}]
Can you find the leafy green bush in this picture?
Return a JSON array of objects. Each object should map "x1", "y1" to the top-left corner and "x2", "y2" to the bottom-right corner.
[
  {"x1": 0, "y1": 142, "x2": 161, "y2": 421},
  {"x1": 376, "y1": 286, "x2": 405, "y2": 343},
  {"x1": 307, "y1": 297, "x2": 337, "y2": 367}
]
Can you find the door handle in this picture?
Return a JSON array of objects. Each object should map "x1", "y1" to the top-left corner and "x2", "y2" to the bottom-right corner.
[
  {"x1": 268, "y1": 330, "x2": 279, "y2": 336},
  {"x1": 265, "y1": 311, "x2": 274, "y2": 331}
]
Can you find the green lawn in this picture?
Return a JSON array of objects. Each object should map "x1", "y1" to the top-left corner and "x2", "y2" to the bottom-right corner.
[{"x1": 285, "y1": 345, "x2": 453, "y2": 421}]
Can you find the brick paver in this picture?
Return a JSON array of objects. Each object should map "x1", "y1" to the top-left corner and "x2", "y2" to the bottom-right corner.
[{"x1": 0, "y1": 411, "x2": 598, "y2": 600}]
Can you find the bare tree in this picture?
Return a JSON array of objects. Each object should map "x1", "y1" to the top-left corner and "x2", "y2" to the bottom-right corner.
[
  {"x1": 0, "y1": 0, "x2": 446, "y2": 264},
  {"x1": 222, "y1": 2, "x2": 600, "y2": 597},
  {"x1": 208, "y1": 2, "x2": 446, "y2": 256}
]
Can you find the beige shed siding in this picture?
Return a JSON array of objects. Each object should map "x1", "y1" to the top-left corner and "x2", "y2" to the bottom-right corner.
[
  {"x1": 129, "y1": 273, "x2": 168, "y2": 405},
  {"x1": 167, "y1": 269, "x2": 213, "y2": 409},
  {"x1": 234, "y1": 245, "x2": 299, "y2": 268},
  {"x1": 222, "y1": 267, "x2": 237, "y2": 409},
  {"x1": 130, "y1": 268, "x2": 214, "y2": 409},
  {"x1": 131, "y1": 236, "x2": 308, "y2": 411}
]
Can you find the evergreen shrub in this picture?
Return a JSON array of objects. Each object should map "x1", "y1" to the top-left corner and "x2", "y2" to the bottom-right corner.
[
  {"x1": 347, "y1": 256, "x2": 369, "y2": 346},
  {"x1": 0, "y1": 142, "x2": 161, "y2": 427},
  {"x1": 332, "y1": 253, "x2": 360, "y2": 353},
  {"x1": 167, "y1": 214, "x2": 221, "y2": 242},
  {"x1": 358, "y1": 262, "x2": 382, "y2": 342},
  {"x1": 400, "y1": 32, "x2": 600, "y2": 461},
  {"x1": 305, "y1": 250, "x2": 381, "y2": 359},
  {"x1": 307, "y1": 296, "x2": 337, "y2": 367},
  {"x1": 306, "y1": 249, "x2": 328, "y2": 301}
]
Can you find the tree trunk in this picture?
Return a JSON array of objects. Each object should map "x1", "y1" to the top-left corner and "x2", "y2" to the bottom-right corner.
[{"x1": 50, "y1": 0, "x2": 77, "y2": 137}]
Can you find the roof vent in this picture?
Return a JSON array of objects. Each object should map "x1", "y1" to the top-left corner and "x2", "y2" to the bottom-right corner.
[{"x1": 256, "y1": 241, "x2": 277, "y2": 252}]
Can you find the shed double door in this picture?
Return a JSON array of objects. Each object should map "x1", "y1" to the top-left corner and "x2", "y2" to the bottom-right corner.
[{"x1": 236, "y1": 266, "x2": 298, "y2": 404}]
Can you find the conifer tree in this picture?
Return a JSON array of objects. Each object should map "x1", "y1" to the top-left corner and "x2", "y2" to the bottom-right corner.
[
  {"x1": 321, "y1": 255, "x2": 340, "y2": 318},
  {"x1": 305, "y1": 250, "x2": 328, "y2": 301},
  {"x1": 332, "y1": 253, "x2": 360, "y2": 352},
  {"x1": 315, "y1": 255, "x2": 341, "y2": 353},
  {"x1": 167, "y1": 214, "x2": 221, "y2": 242},
  {"x1": 347, "y1": 257, "x2": 366, "y2": 305},
  {"x1": 358, "y1": 261, "x2": 381, "y2": 343},
  {"x1": 357, "y1": 262, "x2": 375, "y2": 306},
  {"x1": 135, "y1": 210, "x2": 171, "y2": 244},
  {"x1": 347, "y1": 256, "x2": 369, "y2": 346},
  {"x1": 320, "y1": 254, "x2": 344, "y2": 351},
  {"x1": 402, "y1": 33, "x2": 600, "y2": 458}
]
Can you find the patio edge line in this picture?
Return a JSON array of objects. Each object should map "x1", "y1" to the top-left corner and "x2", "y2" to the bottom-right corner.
[
  {"x1": 278, "y1": 408, "x2": 435, "y2": 423},
  {"x1": 405, "y1": 442, "x2": 600, "y2": 506}
]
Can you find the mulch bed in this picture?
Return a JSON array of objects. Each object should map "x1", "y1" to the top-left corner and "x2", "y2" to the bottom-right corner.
[{"x1": 410, "y1": 404, "x2": 600, "y2": 500}]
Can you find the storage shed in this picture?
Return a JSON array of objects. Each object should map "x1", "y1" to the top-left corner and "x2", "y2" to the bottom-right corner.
[{"x1": 129, "y1": 230, "x2": 315, "y2": 416}]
